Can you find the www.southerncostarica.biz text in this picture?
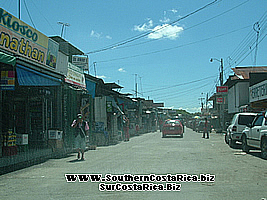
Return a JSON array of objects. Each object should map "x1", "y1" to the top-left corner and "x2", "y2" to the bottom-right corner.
[{"x1": 65, "y1": 173, "x2": 215, "y2": 183}]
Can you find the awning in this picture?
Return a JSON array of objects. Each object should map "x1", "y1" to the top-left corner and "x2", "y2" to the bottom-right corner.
[
  {"x1": 16, "y1": 64, "x2": 61, "y2": 86},
  {"x1": 86, "y1": 80, "x2": 96, "y2": 98},
  {"x1": 0, "y1": 52, "x2": 16, "y2": 66}
]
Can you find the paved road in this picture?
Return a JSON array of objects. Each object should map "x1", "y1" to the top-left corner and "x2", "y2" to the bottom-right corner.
[{"x1": 0, "y1": 128, "x2": 266, "y2": 200}]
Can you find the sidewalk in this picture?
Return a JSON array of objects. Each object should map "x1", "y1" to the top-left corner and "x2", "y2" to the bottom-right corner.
[
  {"x1": 0, "y1": 146, "x2": 76, "y2": 175},
  {"x1": 0, "y1": 145, "x2": 96, "y2": 175}
]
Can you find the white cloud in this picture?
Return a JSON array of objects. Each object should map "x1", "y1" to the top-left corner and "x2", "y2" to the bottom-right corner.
[
  {"x1": 118, "y1": 68, "x2": 126, "y2": 73},
  {"x1": 170, "y1": 9, "x2": 178, "y2": 14},
  {"x1": 90, "y1": 30, "x2": 112, "y2": 40},
  {"x1": 96, "y1": 75, "x2": 107, "y2": 79},
  {"x1": 148, "y1": 24, "x2": 183, "y2": 40},
  {"x1": 90, "y1": 30, "x2": 102, "y2": 38},
  {"x1": 134, "y1": 19, "x2": 153, "y2": 32},
  {"x1": 134, "y1": 18, "x2": 183, "y2": 40},
  {"x1": 159, "y1": 17, "x2": 170, "y2": 23},
  {"x1": 186, "y1": 107, "x2": 201, "y2": 113}
]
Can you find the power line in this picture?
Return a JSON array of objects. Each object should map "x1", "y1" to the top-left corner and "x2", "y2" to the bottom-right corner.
[
  {"x1": 143, "y1": 75, "x2": 215, "y2": 94},
  {"x1": 85, "y1": 0, "x2": 220, "y2": 55},
  {"x1": 225, "y1": 11, "x2": 267, "y2": 69},
  {"x1": 97, "y1": 25, "x2": 251, "y2": 63},
  {"x1": 28, "y1": 0, "x2": 57, "y2": 34},
  {"x1": 100, "y1": 0, "x2": 249, "y2": 52},
  {"x1": 23, "y1": 0, "x2": 36, "y2": 29}
]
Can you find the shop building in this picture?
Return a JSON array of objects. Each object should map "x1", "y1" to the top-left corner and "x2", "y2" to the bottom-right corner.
[
  {"x1": 0, "y1": 8, "x2": 64, "y2": 158},
  {"x1": 249, "y1": 72, "x2": 267, "y2": 111}
]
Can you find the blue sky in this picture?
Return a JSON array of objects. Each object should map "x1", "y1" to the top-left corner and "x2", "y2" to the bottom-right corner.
[{"x1": 1, "y1": 0, "x2": 266, "y2": 113}]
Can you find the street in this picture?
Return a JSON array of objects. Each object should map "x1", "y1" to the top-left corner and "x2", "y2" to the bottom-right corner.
[{"x1": 0, "y1": 128, "x2": 266, "y2": 200}]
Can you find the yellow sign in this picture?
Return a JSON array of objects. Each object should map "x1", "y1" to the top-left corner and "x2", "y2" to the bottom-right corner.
[{"x1": 0, "y1": 8, "x2": 48, "y2": 65}]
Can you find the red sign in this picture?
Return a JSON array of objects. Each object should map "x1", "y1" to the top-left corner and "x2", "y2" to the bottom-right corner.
[
  {"x1": 216, "y1": 97, "x2": 223, "y2": 104},
  {"x1": 216, "y1": 86, "x2": 228, "y2": 93}
]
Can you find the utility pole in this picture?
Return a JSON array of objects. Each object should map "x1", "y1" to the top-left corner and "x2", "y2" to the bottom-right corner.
[
  {"x1": 18, "y1": 0, "x2": 21, "y2": 19},
  {"x1": 220, "y1": 58, "x2": 223, "y2": 86},
  {"x1": 198, "y1": 93, "x2": 205, "y2": 114},
  {"x1": 135, "y1": 74, "x2": 138, "y2": 98},
  {"x1": 93, "y1": 62, "x2": 97, "y2": 77},
  {"x1": 253, "y1": 22, "x2": 260, "y2": 66},
  {"x1": 210, "y1": 57, "x2": 224, "y2": 132}
]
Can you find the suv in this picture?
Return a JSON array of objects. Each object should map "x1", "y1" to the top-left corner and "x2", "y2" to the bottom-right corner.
[
  {"x1": 241, "y1": 112, "x2": 267, "y2": 159},
  {"x1": 225, "y1": 113, "x2": 257, "y2": 147}
]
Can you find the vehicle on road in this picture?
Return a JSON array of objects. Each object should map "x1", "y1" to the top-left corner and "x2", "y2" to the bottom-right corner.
[
  {"x1": 241, "y1": 112, "x2": 267, "y2": 159},
  {"x1": 162, "y1": 119, "x2": 183, "y2": 138},
  {"x1": 225, "y1": 112, "x2": 257, "y2": 147}
]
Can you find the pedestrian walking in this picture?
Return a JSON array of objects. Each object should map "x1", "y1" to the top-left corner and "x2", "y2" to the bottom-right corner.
[
  {"x1": 202, "y1": 118, "x2": 209, "y2": 139},
  {"x1": 71, "y1": 114, "x2": 89, "y2": 160},
  {"x1": 123, "y1": 115, "x2": 130, "y2": 141}
]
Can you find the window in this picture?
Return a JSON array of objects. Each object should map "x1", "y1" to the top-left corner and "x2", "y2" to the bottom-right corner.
[
  {"x1": 238, "y1": 115, "x2": 256, "y2": 125},
  {"x1": 253, "y1": 115, "x2": 264, "y2": 126}
]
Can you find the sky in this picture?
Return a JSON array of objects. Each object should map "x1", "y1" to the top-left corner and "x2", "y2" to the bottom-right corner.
[{"x1": 1, "y1": 0, "x2": 266, "y2": 113}]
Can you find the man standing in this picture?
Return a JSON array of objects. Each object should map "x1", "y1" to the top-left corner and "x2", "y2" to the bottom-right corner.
[
  {"x1": 71, "y1": 114, "x2": 89, "y2": 160},
  {"x1": 202, "y1": 118, "x2": 209, "y2": 139}
]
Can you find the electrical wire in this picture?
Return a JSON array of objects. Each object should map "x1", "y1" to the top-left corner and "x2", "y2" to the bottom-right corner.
[
  {"x1": 28, "y1": 0, "x2": 57, "y2": 35},
  {"x1": 143, "y1": 75, "x2": 216, "y2": 94},
  {"x1": 23, "y1": 0, "x2": 36, "y2": 29},
  {"x1": 225, "y1": 11, "x2": 267, "y2": 69},
  {"x1": 97, "y1": 25, "x2": 251, "y2": 63},
  {"x1": 107, "y1": 0, "x2": 250, "y2": 52},
  {"x1": 85, "y1": 0, "x2": 221, "y2": 55}
]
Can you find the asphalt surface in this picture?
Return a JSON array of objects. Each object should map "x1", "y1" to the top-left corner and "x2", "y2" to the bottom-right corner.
[{"x1": 0, "y1": 127, "x2": 266, "y2": 200}]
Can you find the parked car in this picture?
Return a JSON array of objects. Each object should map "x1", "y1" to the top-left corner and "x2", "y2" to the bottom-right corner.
[
  {"x1": 242, "y1": 112, "x2": 267, "y2": 159},
  {"x1": 225, "y1": 112, "x2": 257, "y2": 147},
  {"x1": 162, "y1": 119, "x2": 183, "y2": 138}
]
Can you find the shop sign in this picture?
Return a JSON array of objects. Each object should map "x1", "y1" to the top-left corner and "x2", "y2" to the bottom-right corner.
[
  {"x1": 216, "y1": 97, "x2": 223, "y2": 104},
  {"x1": 0, "y1": 70, "x2": 15, "y2": 90},
  {"x1": 0, "y1": 8, "x2": 55, "y2": 68},
  {"x1": 65, "y1": 62, "x2": 86, "y2": 88},
  {"x1": 46, "y1": 38, "x2": 59, "y2": 69},
  {"x1": 72, "y1": 55, "x2": 88, "y2": 71},
  {"x1": 216, "y1": 86, "x2": 228, "y2": 93},
  {"x1": 249, "y1": 80, "x2": 267, "y2": 103}
]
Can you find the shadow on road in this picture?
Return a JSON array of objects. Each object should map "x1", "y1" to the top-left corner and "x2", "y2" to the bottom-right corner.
[{"x1": 68, "y1": 159, "x2": 86, "y2": 163}]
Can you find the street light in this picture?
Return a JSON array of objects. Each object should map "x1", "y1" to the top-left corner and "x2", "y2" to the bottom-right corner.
[
  {"x1": 57, "y1": 22, "x2": 70, "y2": 38},
  {"x1": 210, "y1": 57, "x2": 224, "y2": 133},
  {"x1": 210, "y1": 58, "x2": 223, "y2": 86}
]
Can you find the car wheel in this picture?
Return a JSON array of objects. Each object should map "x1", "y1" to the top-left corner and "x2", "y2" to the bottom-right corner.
[
  {"x1": 229, "y1": 139, "x2": 235, "y2": 148},
  {"x1": 225, "y1": 134, "x2": 229, "y2": 144},
  {"x1": 181, "y1": 134, "x2": 183, "y2": 138},
  {"x1": 261, "y1": 138, "x2": 267, "y2": 160},
  {"x1": 242, "y1": 135, "x2": 250, "y2": 153}
]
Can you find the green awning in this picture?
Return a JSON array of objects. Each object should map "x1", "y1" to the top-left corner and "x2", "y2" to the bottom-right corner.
[{"x1": 0, "y1": 52, "x2": 16, "y2": 66}]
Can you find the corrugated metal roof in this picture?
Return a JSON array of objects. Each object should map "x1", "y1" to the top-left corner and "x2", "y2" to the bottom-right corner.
[{"x1": 231, "y1": 66, "x2": 267, "y2": 79}]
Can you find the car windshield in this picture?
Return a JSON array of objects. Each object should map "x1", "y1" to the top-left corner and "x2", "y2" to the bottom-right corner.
[{"x1": 238, "y1": 115, "x2": 256, "y2": 125}]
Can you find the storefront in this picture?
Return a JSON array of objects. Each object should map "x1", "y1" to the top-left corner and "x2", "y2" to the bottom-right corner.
[
  {"x1": 0, "y1": 8, "x2": 62, "y2": 156},
  {"x1": 0, "y1": 52, "x2": 17, "y2": 157},
  {"x1": 249, "y1": 78, "x2": 267, "y2": 111},
  {"x1": 62, "y1": 62, "x2": 91, "y2": 150}
]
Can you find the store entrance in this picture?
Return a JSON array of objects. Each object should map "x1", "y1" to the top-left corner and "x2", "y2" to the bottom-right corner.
[{"x1": 28, "y1": 90, "x2": 53, "y2": 149}]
